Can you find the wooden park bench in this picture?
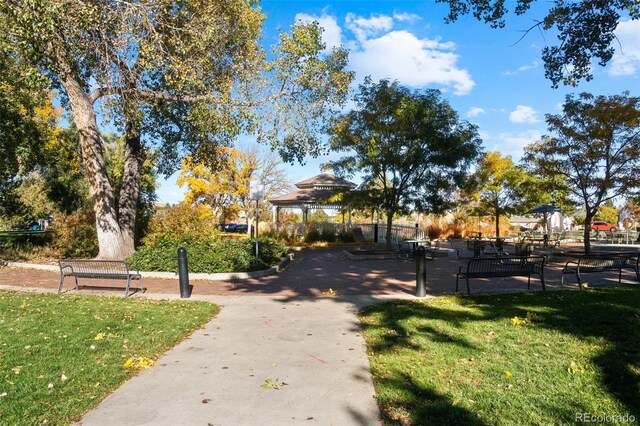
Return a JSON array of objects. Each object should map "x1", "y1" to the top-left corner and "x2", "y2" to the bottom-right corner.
[
  {"x1": 58, "y1": 259, "x2": 144, "y2": 296},
  {"x1": 456, "y1": 256, "x2": 546, "y2": 296},
  {"x1": 560, "y1": 252, "x2": 640, "y2": 289}
]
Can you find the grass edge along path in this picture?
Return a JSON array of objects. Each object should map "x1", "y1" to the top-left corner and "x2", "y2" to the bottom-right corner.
[
  {"x1": 0, "y1": 291, "x2": 219, "y2": 425},
  {"x1": 359, "y1": 286, "x2": 640, "y2": 426}
]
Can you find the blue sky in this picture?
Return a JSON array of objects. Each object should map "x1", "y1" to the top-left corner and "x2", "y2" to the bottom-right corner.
[{"x1": 156, "y1": 1, "x2": 640, "y2": 204}]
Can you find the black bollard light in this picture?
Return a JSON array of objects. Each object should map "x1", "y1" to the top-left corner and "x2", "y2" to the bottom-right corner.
[
  {"x1": 177, "y1": 247, "x2": 193, "y2": 298},
  {"x1": 415, "y1": 246, "x2": 427, "y2": 297}
]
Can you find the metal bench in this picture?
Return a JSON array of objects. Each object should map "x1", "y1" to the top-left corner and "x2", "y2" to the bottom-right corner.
[
  {"x1": 456, "y1": 256, "x2": 546, "y2": 296},
  {"x1": 58, "y1": 259, "x2": 144, "y2": 296},
  {"x1": 448, "y1": 239, "x2": 473, "y2": 259},
  {"x1": 560, "y1": 252, "x2": 640, "y2": 289}
]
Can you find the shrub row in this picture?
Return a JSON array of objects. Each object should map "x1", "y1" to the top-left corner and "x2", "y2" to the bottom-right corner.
[{"x1": 126, "y1": 235, "x2": 288, "y2": 274}]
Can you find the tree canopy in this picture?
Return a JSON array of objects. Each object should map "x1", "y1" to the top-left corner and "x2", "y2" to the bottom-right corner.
[
  {"x1": 0, "y1": 53, "x2": 52, "y2": 219},
  {"x1": 0, "y1": 0, "x2": 353, "y2": 258},
  {"x1": 328, "y1": 78, "x2": 481, "y2": 249},
  {"x1": 523, "y1": 91, "x2": 640, "y2": 252},
  {"x1": 468, "y1": 151, "x2": 537, "y2": 237},
  {"x1": 439, "y1": 0, "x2": 639, "y2": 87}
]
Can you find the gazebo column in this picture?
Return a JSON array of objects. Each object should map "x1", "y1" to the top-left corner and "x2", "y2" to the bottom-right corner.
[
  {"x1": 302, "y1": 206, "x2": 309, "y2": 227},
  {"x1": 348, "y1": 204, "x2": 352, "y2": 227},
  {"x1": 273, "y1": 206, "x2": 280, "y2": 230}
]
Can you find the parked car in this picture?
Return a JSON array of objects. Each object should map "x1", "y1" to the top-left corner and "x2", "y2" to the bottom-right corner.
[
  {"x1": 235, "y1": 224, "x2": 248, "y2": 233},
  {"x1": 223, "y1": 223, "x2": 238, "y2": 232},
  {"x1": 590, "y1": 221, "x2": 617, "y2": 232}
]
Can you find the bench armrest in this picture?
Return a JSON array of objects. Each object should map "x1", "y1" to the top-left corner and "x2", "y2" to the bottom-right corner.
[{"x1": 59, "y1": 264, "x2": 74, "y2": 274}]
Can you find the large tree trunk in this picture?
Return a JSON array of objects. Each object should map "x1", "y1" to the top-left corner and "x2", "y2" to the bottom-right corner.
[
  {"x1": 62, "y1": 76, "x2": 127, "y2": 259},
  {"x1": 118, "y1": 119, "x2": 144, "y2": 256},
  {"x1": 495, "y1": 212, "x2": 500, "y2": 238}
]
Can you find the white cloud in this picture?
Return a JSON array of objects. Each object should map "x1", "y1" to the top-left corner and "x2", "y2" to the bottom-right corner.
[
  {"x1": 295, "y1": 13, "x2": 343, "y2": 52},
  {"x1": 345, "y1": 13, "x2": 394, "y2": 43},
  {"x1": 509, "y1": 105, "x2": 540, "y2": 124},
  {"x1": 393, "y1": 11, "x2": 421, "y2": 24},
  {"x1": 350, "y1": 30, "x2": 475, "y2": 95},
  {"x1": 296, "y1": 12, "x2": 475, "y2": 95},
  {"x1": 478, "y1": 130, "x2": 490, "y2": 143},
  {"x1": 503, "y1": 60, "x2": 539, "y2": 76},
  {"x1": 608, "y1": 19, "x2": 640, "y2": 76},
  {"x1": 491, "y1": 130, "x2": 543, "y2": 160},
  {"x1": 467, "y1": 107, "x2": 485, "y2": 118}
]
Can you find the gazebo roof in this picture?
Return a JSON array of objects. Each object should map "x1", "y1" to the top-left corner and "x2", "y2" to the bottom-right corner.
[
  {"x1": 269, "y1": 188, "x2": 334, "y2": 204},
  {"x1": 295, "y1": 173, "x2": 356, "y2": 189},
  {"x1": 268, "y1": 173, "x2": 355, "y2": 209}
]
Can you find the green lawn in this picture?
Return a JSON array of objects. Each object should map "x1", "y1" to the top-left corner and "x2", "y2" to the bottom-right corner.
[
  {"x1": 359, "y1": 286, "x2": 640, "y2": 425},
  {"x1": 0, "y1": 291, "x2": 218, "y2": 425}
]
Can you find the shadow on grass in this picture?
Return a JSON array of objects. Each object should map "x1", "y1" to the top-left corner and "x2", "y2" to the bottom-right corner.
[{"x1": 360, "y1": 286, "x2": 640, "y2": 425}]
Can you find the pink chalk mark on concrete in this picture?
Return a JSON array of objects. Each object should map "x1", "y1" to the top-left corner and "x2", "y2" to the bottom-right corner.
[{"x1": 308, "y1": 354, "x2": 328, "y2": 364}]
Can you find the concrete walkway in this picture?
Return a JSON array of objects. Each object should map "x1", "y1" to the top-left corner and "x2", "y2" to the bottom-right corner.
[{"x1": 78, "y1": 295, "x2": 394, "y2": 426}]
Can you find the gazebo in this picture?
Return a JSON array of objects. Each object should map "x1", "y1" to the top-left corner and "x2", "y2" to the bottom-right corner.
[{"x1": 268, "y1": 173, "x2": 356, "y2": 227}]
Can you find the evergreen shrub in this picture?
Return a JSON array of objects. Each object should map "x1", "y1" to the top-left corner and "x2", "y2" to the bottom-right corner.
[{"x1": 127, "y1": 235, "x2": 287, "y2": 273}]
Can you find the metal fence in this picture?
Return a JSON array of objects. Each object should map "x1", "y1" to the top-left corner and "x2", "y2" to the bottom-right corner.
[
  {"x1": 356, "y1": 223, "x2": 429, "y2": 247},
  {"x1": 266, "y1": 221, "x2": 429, "y2": 247}
]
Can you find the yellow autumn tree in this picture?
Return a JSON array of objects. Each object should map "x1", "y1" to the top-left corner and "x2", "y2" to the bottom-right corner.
[
  {"x1": 178, "y1": 146, "x2": 292, "y2": 228},
  {"x1": 178, "y1": 147, "x2": 257, "y2": 224}
]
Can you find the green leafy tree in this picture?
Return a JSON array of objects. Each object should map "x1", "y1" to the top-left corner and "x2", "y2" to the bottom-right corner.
[
  {"x1": 469, "y1": 151, "x2": 535, "y2": 237},
  {"x1": 439, "y1": 0, "x2": 639, "y2": 87},
  {"x1": 308, "y1": 209, "x2": 330, "y2": 223},
  {"x1": 328, "y1": 78, "x2": 481, "y2": 250},
  {"x1": 523, "y1": 92, "x2": 640, "y2": 252},
  {"x1": 0, "y1": 1, "x2": 352, "y2": 258},
  {"x1": 0, "y1": 54, "x2": 51, "y2": 219},
  {"x1": 39, "y1": 123, "x2": 91, "y2": 215}
]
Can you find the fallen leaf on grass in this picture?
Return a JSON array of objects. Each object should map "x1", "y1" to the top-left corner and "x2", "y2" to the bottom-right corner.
[
  {"x1": 567, "y1": 361, "x2": 586, "y2": 374},
  {"x1": 123, "y1": 356, "x2": 156, "y2": 369}
]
